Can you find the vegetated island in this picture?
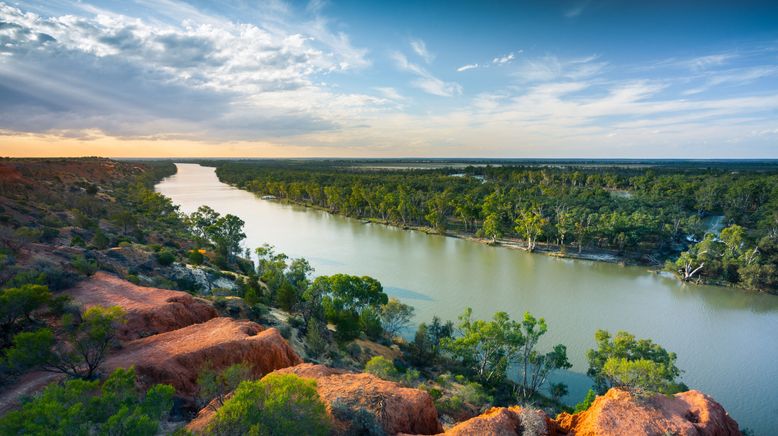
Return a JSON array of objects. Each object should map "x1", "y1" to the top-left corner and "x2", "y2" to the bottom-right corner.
[
  {"x1": 0, "y1": 158, "x2": 747, "y2": 434},
  {"x1": 208, "y1": 159, "x2": 778, "y2": 294}
]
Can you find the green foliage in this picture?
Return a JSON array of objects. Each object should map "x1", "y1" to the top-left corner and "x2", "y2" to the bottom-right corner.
[
  {"x1": 586, "y1": 330, "x2": 683, "y2": 395},
  {"x1": 91, "y1": 229, "x2": 109, "y2": 249},
  {"x1": 407, "y1": 316, "x2": 453, "y2": 367},
  {"x1": 187, "y1": 249, "x2": 205, "y2": 265},
  {"x1": 5, "y1": 305, "x2": 126, "y2": 378},
  {"x1": 155, "y1": 249, "x2": 176, "y2": 266},
  {"x1": 602, "y1": 357, "x2": 678, "y2": 396},
  {"x1": 304, "y1": 318, "x2": 328, "y2": 358},
  {"x1": 215, "y1": 161, "x2": 778, "y2": 292},
  {"x1": 208, "y1": 373, "x2": 331, "y2": 435},
  {"x1": 0, "y1": 284, "x2": 51, "y2": 331},
  {"x1": 72, "y1": 255, "x2": 98, "y2": 276},
  {"x1": 573, "y1": 389, "x2": 597, "y2": 413},
  {"x1": 331, "y1": 400, "x2": 385, "y2": 436},
  {"x1": 0, "y1": 367, "x2": 173, "y2": 436},
  {"x1": 380, "y1": 297, "x2": 415, "y2": 339},
  {"x1": 197, "y1": 362, "x2": 252, "y2": 408},
  {"x1": 443, "y1": 309, "x2": 570, "y2": 401},
  {"x1": 316, "y1": 274, "x2": 389, "y2": 341},
  {"x1": 364, "y1": 356, "x2": 398, "y2": 380}
]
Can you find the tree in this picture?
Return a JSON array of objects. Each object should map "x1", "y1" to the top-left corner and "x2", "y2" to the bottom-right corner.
[
  {"x1": 207, "y1": 214, "x2": 246, "y2": 260},
  {"x1": 318, "y1": 274, "x2": 389, "y2": 341},
  {"x1": 514, "y1": 209, "x2": 548, "y2": 252},
  {"x1": 549, "y1": 382, "x2": 569, "y2": 403},
  {"x1": 0, "y1": 367, "x2": 173, "y2": 436},
  {"x1": 207, "y1": 373, "x2": 331, "y2": 435},
  {"x1": 586, "y1": 330, "x2": 683, "y2": 395},
  {"x1": 5, "y1": 305, "x2": 126, "y2": 379},
  {"x1": 197, "y1": 362, "x2": 253, "y2": 409},
  {"x1": 380, "y1": 297, "x2": 415, "y2": 339},
  {"x1": 514, "y1": 312, "x2": 571, "y2": 402},
  {"x1": 188, "y1": 205, "x2": 220, "y2": 242},
  {"x1": 482, "y1": 213, "x2": 503, "y2": 243},
  {"x1": 601, "y1": 358, "x2": 677, "y2": 396},
  {"x1": 0, "y1": 284, "x2": 51, "y2": 334},
  {"x1": 442, "y1": 308, "x2": 524, "y2": 386},
  {"x1": 720, "y1": 224, "x2": 745, "y2": 258}
]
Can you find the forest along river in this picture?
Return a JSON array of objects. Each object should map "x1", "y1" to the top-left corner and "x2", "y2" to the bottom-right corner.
[{"x1": 158, "y1": 163, "x2": 778, "y2": 434}]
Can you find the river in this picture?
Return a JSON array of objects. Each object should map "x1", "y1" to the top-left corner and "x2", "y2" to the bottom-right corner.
[{"x1": 157, "y1": 163, "x2": 778, "y2": 434}]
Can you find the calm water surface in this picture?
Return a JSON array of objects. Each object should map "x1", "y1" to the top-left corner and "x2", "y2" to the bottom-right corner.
[{"x1": 158, "y1": 164, "x2": 778, "y2": 434}]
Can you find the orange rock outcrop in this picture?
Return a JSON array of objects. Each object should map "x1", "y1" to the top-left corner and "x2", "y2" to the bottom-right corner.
[
  {"x1": 555, "y1": 388, "x2": 740, "y2": 436},
  {"x1": 186, "y1": 363, "x2": 443, "y2": 435},
  {"x1": 104, "y1": 317, "x2": 301, "y2": 397},
  {"x1": 275, "y1": 363, "x2": 443, "y2": 435},
  {"x1": 66, "y1": 272, "x2": 218, "y2": 340}
]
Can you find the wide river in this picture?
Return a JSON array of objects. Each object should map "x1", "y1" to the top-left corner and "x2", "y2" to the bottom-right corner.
[{"x1": 158, "y1": 163, "x2": 778, "y2": 434}]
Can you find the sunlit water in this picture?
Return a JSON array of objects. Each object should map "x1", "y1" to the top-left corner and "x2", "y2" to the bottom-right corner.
[{"x1": 158, "y1": 163, "x2": 778, "y2": 434}]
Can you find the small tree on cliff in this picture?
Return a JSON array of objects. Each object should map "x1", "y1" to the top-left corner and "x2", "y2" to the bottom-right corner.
[
  {"x1": 586, "y1": 329, "x2": 685, "y2": 395},
  {"x1": 4, "y1": 305, "x2": 125, "y2": 379}
]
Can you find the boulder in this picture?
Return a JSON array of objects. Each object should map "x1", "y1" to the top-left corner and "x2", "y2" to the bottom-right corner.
[
  {"x1": 273, "y1": 363, "x2": 442, "y2": 435},
  {"x1": 555, "y1": 388, "x2": 740, "y2": 436},
  {"x1": 104, "y1": 317, "x2": 301, "y2": 398},
  {"x1": 66, "y1": 271, "x2": 218, "y2": 340},
  {"x1": 436, "y1": 406, "x2": 554, "y2": 436}
]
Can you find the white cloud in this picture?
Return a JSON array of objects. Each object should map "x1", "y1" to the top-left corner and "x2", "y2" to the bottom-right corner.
[
  {"x1": 564, "y1": 0, "x2": 590, "y2": 18},
  {"x1": 391, "y1": 51, "x2": 462, "y2": 97},
  {"x1": 456, "y1": 63, "x2": 479, "y2": 72},
  {"x1": 0, "y1": 2, "x2": 381, "y2": 140},
  {"x1": 410, "y1": 38, "x2": 434, "y2": 63},
  {"x1": 492, "y1": 51, "x2": 517, "y2": 65}
]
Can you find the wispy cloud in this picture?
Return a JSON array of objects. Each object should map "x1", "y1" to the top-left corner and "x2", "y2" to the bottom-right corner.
[
  {"x1": 492, "y1": 51, "x2": 518, "y2": 65},
  {"x1": 456, "y1": 63, "x2": 479, "y2": 72},
  {"x1": 392, "y1": 51, "x2": 462, "y2": 97},
  {"x1": 564, "y1": 0, "x2": 591, "y2": 18},
  {"x1": 410, "y1": 38, "x2": 434, "y2": 64}
]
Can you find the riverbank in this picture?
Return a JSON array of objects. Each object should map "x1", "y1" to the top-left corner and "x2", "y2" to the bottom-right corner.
[{"x1": 239, "y1": 192, "x2": 658, "y2": 266}]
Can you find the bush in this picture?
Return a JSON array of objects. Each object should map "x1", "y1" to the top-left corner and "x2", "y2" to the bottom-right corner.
[
  {"x1": 0, "y1": 367, "x2": 173, "y2": 435},
  {"x1": 155, "y1": 250, "x2": 176, "y2": 266},
  {"x1": 573, "y1": 389, "x2": 596, "y2": 413},
  {"x1": 207, "y1": 373, "x2": 331, "y2": 435},
  {"x1": 197, "y1": 363, "x2": 252, "y2": 408},
  {"x1": 364, "y1": 356, "x2": 398, "y2": 381},
  {"x1": 331, "y1": 399, "x2": 386, "y2": 436},
  {"x1": 187, "y1": 249, "x2": 204, "y2": 265},
  {"x1": 72, "y1": 255, "x2": 98, "y2": 276}
]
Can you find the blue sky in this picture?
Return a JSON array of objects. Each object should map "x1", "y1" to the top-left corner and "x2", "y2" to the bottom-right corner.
[{"x1": 1, "y1": 0, "x2": 777, "y2": 157}]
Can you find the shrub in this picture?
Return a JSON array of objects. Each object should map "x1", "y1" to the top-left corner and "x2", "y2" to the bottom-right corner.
[
  {"x1": 573, "y1": 389, "x2": 596, "y2": 413},
  {"x1": 364, "y1": 356, "x2": 398, "y2": 381},
  {"x1": 187, "y1": 249, "x2": 204, "y2": 265},
  {"x1": 0, "y1": 367, "x2": 173, "y2": 435},
  {"x1": 155, "y1": 250, "x2": 176, "y2": 266},
  {"x1": 197, "y1": 362, "x2": 252, "y2": 408},
  {"x1": 331, "y1": 399, "x2": 386, "y2": 436},
  {"x1": 305, "y1": 319, "x2": 328, "y2": 358},
  {"x1": 72, "y1": 255, "x2": 98, "y2": 276},
  {"x1": 207, "y1": 373, "x2": 331, "y2": 435}
]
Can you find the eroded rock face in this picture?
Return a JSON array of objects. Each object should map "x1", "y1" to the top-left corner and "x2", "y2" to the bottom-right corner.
[
  {"x1": 104, "y1": 317, "x2": 302, "y2": 398},
  {"x1": 555, "y1": 388, "x2": 740, "y2": 436},
  {"x1": 274, "y1": 363, "x2": 442, "y2": 435},
  {"x1": 66, "y1": 272, "x2": 218, "y2": 340},
  {"x1": 435, "y1": 406, "x2": 554, "y2": 436}
]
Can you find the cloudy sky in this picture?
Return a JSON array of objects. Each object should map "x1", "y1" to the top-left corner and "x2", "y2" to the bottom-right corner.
[{"x1": 1, "y1": 0, "x2": 778, "y2": 158}]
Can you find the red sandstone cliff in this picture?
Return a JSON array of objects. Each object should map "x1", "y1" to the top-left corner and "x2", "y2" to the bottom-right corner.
[
  {"x1": 66, "y1": 272, "x2": 218, "y2": 340},
  {"x1": 104, "y1": 317, "x2": 301, "y2": 397},
  {"x1": 555, "y1": 388, "x2": 740, "y2": 436}
]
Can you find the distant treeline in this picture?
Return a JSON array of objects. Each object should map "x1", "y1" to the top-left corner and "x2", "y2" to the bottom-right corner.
[{"x1": 213, "y1": 161, "x2": 778, "y2": 292}]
